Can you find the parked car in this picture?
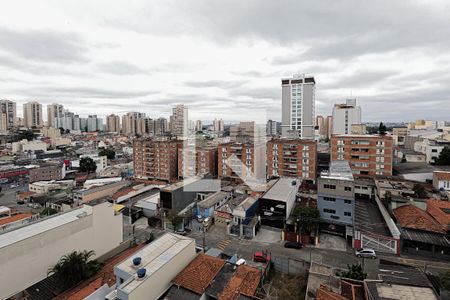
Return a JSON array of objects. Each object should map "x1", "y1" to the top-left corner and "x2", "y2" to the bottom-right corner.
[
  {"x1": 355, "y1": 248, "x2": 377, "y2": 259},
  {"x1": 284, "y1": 241, "x2": 303, "y2": 249},
  {"x1": 253, "y1": 251, "x2": 271, "y2": 263}
]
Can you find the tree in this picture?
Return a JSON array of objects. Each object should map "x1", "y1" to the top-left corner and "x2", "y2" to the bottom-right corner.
[
  {"x1": 440, "y1": 271, "x2": 450, "y2": 291},
  {"x1": 48, "y1": 250, "x2": 102, "y2": 288},
  {"x1": 337, "y1": 264, "x2": 367, "y2": 281},
  {"x1": 292, "y1": 206, "x2": 320, "y2": 234},
  {"x1": 79, "y1": 157, "x2": 97, "y2": 173},
  {"x1": 413, "y1": 183, "x2": 427, "y2": 198},
  {"x1": 167, "y1": 209, "x2": 183, "y2": 231},
  {"x1": 18, "y1": 130, "x2": 36, "y2": 141},
  {"x1": 378, "y1": 122, "x2": 387, "y2": 135},
  {"x1": 41, "y1": 207, "x2": 58, "y2": 216},
  {"x1": 59, "y1": 127, "x2": 65, "y2": 134},
  {"x1": 436, "y1": 147, "x2": 450, "y2": 166},
  {"x1": 99, "y1": 147, "x2": 116, "y2": 160}
]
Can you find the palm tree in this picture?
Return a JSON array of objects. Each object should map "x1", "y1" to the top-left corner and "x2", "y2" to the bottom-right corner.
[{"x1": 48, "y1": 250, "x2": 102, "y2": 288}]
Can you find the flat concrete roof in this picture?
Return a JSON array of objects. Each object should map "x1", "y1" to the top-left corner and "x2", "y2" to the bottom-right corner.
[{"x1": 262, "y1": 178, "x2": 300, "y2": 203}]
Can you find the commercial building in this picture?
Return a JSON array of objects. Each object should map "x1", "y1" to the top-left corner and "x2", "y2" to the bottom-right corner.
[
  {"x1": 267, "y1": 138, "x2": 317, "y2": 181},
  {"x1": 331, "y1": 98, "x2": 362, "y2": 135},
  {"x1": 317, "y1": 161, "x2": 355, "y2": 230},
  {"x1": 0, "y1": 99, "x2": 16, "y2": 132},
  {"x1": 114, "y1": 233, "x2": 196, "y2": 300},
  {"x1": 29, "y1": 163, "x2": 63, "y2": 182},
  {"x1": 0, "y1": 201, "x2": 123, "y2": 300},
  {"x1": 170, "y1": 104, "x2": 188, "y2": 138},
  {"x1": 330, "y1": 134, "x2": 394, "y2": 177},
  {"x1": 133, "y1": 138, "x2": 181, "y2": 182},
  {"x1": 281, "y1": 74, "x2": 315, "y2": 139},
  {"x1": 23, "y1": 101, "x2": 43, "y2": 128},
  {"x1": 259, "y1": 178, "x2": 300, "y2": 228},
  {"x1": 46, "y1": 103, "x2": 64, "y2": 128},
  {"x1": 106, "y1": 114, "x2": 121, "y2": 132},
  {"x1": 178, "y1": 146, "x2": 217, "y2": 178}
]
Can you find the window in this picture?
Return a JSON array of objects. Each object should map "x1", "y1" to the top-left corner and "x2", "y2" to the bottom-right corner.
[
  {"x1": 344, "y1": 187, "x2": 352, "y2": 191},
  {"x1": 344, "y1": 199, "x2": 352, "y2": 204},
  {"x1": 344, "y1": 212, "x2": 352, "y2": 217},
  {"x1": 323, "y1": 197, "x2": 336, "y2": 202},
  {"x1": 323, "y1": 208, "x2": 336, "y2": 214},
  {"x1": 324, "y1": 184, "x2": 336, "y2": 189}
]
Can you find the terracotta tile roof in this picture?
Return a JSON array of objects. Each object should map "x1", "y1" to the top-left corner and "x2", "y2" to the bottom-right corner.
[
  {"x1": 426, "y1": 199, "x2": 450, "y2": 227},
  {"x1": 54, "y1": 243, "x2": 146, "y2": 300},
  {"x1": 112, "y1": 187, "x2": 134, "y2": 200},
  {"x1": 393, "y1": 204, "x2": 445, "y2": 233},
  {"x1": 434, "y1": 171, "x2": 450, "y2": 181},
  {"x1": 17, "y1": 191, "x2": 36, "y2": 199},
  {"x1": 0, "y1": 213, "x2": 33, "y2": 225},
  {"x1": 219, "y1": 265, "x2": 261, "y2": 300},
  {"x1": 316, "y1": 284, "x2": 347, "y2": 300},
  {"x1": 172, "y1": 254, "x2": 225, "y2": 294}
]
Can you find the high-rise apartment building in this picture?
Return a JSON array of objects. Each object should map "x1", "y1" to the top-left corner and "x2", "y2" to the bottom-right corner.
[
  {"x1": 106, "y1": 114, "x2": 121, "y2": 133},
  {"x1": 315, "y1": 115, "x2": 333, "y2": 139},
  {"x1": 87, "y1": 115, "x2": 103, "y2": 132},
  {"x1": 122, "y1": 112, "x2": 146, "y2": 135},
  {"x1": 170, "y1": 104, "x2": 188, "y2": 138},
  {"x1": 332, "y1": 98, "x2": 362, "y2": 135},
  {"x1": 23, "y1": 101, "x2": 43, "y2": 128},
  {"x1": 195, "y1": 120, "x2": 203, "y2": 132},
  {"x1": 330, "y1": 134, "x2": 394, "y2": 177},
  {"x1": 47, "y1": 103, "x2": 64, "y2": 128},
  {"x1": 266, "y1": 120, "x2": 277, "y2": 136},
  {"x1": 178, "y1": 146, "x2": 217, "y2": 178},
  {"x1": 281, "y1": 74, "x2": 315, "y2": 139},
  {"x1": 267, "y1": 139, "x2": 317, "y2": 181},
  {"x1": 133, "y1": 139, "x2": 181, "y2": 182},
  {"x1": 0, "y1": 100, "x2": 17, "y2": 132},
  {"x1": 213, "y1": 118, "x2": 224, "y2": 133},
  {"x1": 146, "y1": 117, "x2": 168, "y2": 136}
]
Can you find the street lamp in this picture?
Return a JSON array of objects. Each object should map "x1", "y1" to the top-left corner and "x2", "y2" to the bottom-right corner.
[{"x1": 197, "y1": 215, "x2": 206, "y2": 252}]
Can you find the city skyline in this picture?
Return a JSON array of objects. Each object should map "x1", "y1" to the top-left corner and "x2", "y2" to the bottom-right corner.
[{"x1": 1, "y1": 1, "x2": 450, "y2": 122}]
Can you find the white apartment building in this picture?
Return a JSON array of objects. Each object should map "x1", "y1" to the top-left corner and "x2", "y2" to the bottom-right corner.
[
  {"x1": 23, "y1": 101, "x2": 43, "y2": 128},
  {"x1": 213, "y1": 118, "x2": 224, "y2": 132},
  {"x1": 281, "y1": 74, "x2": 315, "y2": 139},
  {"x1": 332, "y1": 98, "x2": 362, "y2": 135},
  {"x1": 414, "y1": 139, "x2": 450, "y2": 163},
  {"x1": 0, "y1": 201, "x2": 123, "y2": 299},
  {"x1": 0, "y1": 99, "x2": 16, "y2": 132}
]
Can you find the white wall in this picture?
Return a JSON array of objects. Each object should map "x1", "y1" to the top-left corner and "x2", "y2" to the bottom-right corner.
[{"x1": 0, "y1": 202, "x2": 123, "y2": 299}]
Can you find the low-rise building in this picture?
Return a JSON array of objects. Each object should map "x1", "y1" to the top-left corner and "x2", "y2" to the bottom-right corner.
[
  {"x1": 28, "y1": 179, "x2": 75, "y2": 194},
  {"x1": 414, "y1": 138, "x2": 450, "y2": 164},
  {"x1": 73, "y1": 180, "x2": 128, "y2": 204},
  {"x1": 259, "y1": 178, "x2": 300, "y2": 228},
  {"x1": 317, "y1": 161, "x2": 355, "y2": 232},
  {"x1": 197, "y1": 191, "x2": 232, "y2": 219},
  {"x1": 114, "y1": 233, "x2": 196, "y2": 300},
  {"x1": 29, "y1": 163, "x2": 63, "y2": 183},
  {"x1": 0, "y1": 201, "x2": 123, "y2": 300},
  {"x1": 433, "y1": 171, "x2": 450, "y2": 191},
  {"x1": 12, "y1": 139, "x2": 48, "y2": 153}
]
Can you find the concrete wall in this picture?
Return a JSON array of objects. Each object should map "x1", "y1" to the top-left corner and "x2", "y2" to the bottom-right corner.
[{"x1": 0, "y1": 202, "x2": 123, "y2": 299}]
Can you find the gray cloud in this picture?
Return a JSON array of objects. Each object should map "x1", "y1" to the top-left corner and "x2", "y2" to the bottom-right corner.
[
  {"x1": 184, "y1": 80, "x2": 246, "y2": 89},
  {"x1": 97, "y1": 61, "x2": 149, "y2": 75}
]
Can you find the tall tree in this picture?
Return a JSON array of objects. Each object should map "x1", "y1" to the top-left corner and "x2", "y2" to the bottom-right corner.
[
  {"x1": 18, "y1": 130, "x2": 36, "y2": 141},
  {"x1": 337, "y1": 264, "x2": 367, "y2": 280},
  {"x1": 99, "y1": 147, "x2": 116, "y2": 160},
  {"x1": 436, "y1": 147, "x2": 450, "y2": 165},
  {"x1": 48, "y1": 250, "x2": 101, "y2": 288},
  {"x1": 378, "y1": 122, "x2": 387, "y2": 135},
  {"x1": 292, "y1": 206, "x2": 320, "y2": 234},
  {"x1": 79, "y1": 157, "x2": 97, "y2": 173}
]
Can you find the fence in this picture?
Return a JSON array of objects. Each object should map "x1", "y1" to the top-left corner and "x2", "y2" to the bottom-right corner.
[{"x1": 271, "y1": 255, "x2": 310, "y2": 274}]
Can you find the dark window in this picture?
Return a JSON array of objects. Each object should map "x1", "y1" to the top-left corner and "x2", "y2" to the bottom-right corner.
[
  {"x1": 344, "y1": 199, "x2": 352, "y2": 204},
  {"x1": 344, "y1": 212, "x2": 352, "y2": 216},
  {"x1": 324, "y1": 184, "x2": 336, "y2": 190},
  {"x1": 344, "y1": 187, "x2": 352, "y2": 191},
  {"x1": 323, "y1": 208, "x2": 336, "y2": 214},
  {"x1": 323, "y1": 197, "x2": 336, "y2": 202}
]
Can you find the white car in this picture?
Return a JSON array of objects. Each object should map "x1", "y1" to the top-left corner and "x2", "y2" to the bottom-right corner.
[{"x1": 355, "y1": 248, "x2": 377, "y2": 259}]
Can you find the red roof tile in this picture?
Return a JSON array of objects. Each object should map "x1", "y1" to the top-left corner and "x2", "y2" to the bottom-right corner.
[
  {"x1": 426, "y1": 199, "x2": 450, "y2": 227},
  {"x1": 172, "y1": 254, "x2": 225, "y2": 294},
  {"x1": 0, "y1": 213, "x2": 33, "y2": 225},
  {"x1": 393, "y1": 204, "x2": 445, "y2": 233},
  {"x1": 434, "y1": 171, "x2": 450, "y2": 181},
  {"x1": 316, "y1": 284, "x2": 347, "y2": 300},
  {"x1": 112, "y1": 187, "x2": 134, "y2": 200},
  {"x1": 219, "y1": 265, "x2": 261, "y2": 300}
]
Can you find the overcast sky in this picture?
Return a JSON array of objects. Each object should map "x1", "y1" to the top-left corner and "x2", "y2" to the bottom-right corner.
[{"x1": 1, "y1": 0, "x2": 450, "y2": 123}]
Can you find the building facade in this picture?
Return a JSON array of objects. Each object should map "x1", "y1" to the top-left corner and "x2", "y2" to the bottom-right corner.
[
  {"x1": 23, "y1": 101, "x2": 43, "y2": 128},
  {"x1": 218, "y1": 142, "x2": 265, "y2": 181},
  {"x1": 46, "y1": 103, "x2": 64, "y2": 128},
  {"x1": 330, "y1": 134, "x2": 394, "y2": 177},
  {"x1": 122, "y1": 112, "x2": 146, "y2": 135},
  {"x1": 266, "y1": 119, "x2": 277, "y2": 136},
  {"x1": 0, "y1": 99, "x2": 16, "y2": 132},
  {"x1": 133, "y1": 139, "x2": 181, "y2": 181},
  {"x1": 170, "y1": 104, "x2": 188, "y2": 138},
  {"x1": 106, "y1": 114, "x2": 121, "y2": 132},
  {"x1": 178, "y1": 146, "x2": 217, "y2": 178},
  {"x1": 267, "y1": 138, "x2": 317, "y2": 181},
  {"x1": 331, "y1": 98, "x2": 362, "y2": 135},
  {"x1": 29, "y1": 163, "x2": 63, "y2": 183},
  {"x1": 281, "y1": 74, "x2": 315, "y2": 139}
]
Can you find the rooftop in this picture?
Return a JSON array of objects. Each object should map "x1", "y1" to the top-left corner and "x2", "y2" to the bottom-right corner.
[
  {"x1": 365, "y1": 280, "x2": 438, "y2": 300},
  {"x1": 394, "y1": 162, "x2": 450, "y2": 174},
  {"x1": 321, "y1": 161, "x2": 353, "y2": 181},
  {"x1": 218, "y1": 264, "x2": 261, "y2": 300},
  {"x1": 426, "y1": 199, "x2": 450, "y2": 226},
  {"x1": 116, "y1": 233, "x2": 195, "y2": 294},
  {"x1": 393, "y1": 204, "x2": 445, "y2": 233},
  {"x1": 0, "y1": 213, "x2": 33, "y2": 226},
  {"x1": 198, "y1": 191, "x2": 230, "y2": 208},
  {"x1": 172, "y1": 253, "x2": 225, "y2": 294},
  {"x1": 262, "y1": 178, "x2": 300, "y2": 203},
  {"x1": 434, "y1": 171, "x2": 450, "y2": 181}
]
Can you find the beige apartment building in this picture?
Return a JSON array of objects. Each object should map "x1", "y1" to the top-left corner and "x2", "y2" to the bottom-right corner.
[
  {"x1": 170, "y1": 104, "x2": 188, "y2": 138},
  {"x1": 133, "y1": 138, "x2": 181, "y2": 182},
  {"x1": 46, "y1": 103, "x2": 64, "y2": 128},
  {"x1": 0, "y1": 99, "x2": 16, "y2": 132},
  {"x1": 122, "y1": 112, "x2": 146, "y2": 135},
  {"x1": 267, "y1": 138, "x2": 317, "y2": 181},
  {"x1": 330, "y1": 134, "x2": 394, "y2": 177},
  {"x1": 23, "y1": 101, "x2": 43, "y2": 128},
  {"x1": 106, "y1": 114, "x2": 121, "y2": 133}
]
